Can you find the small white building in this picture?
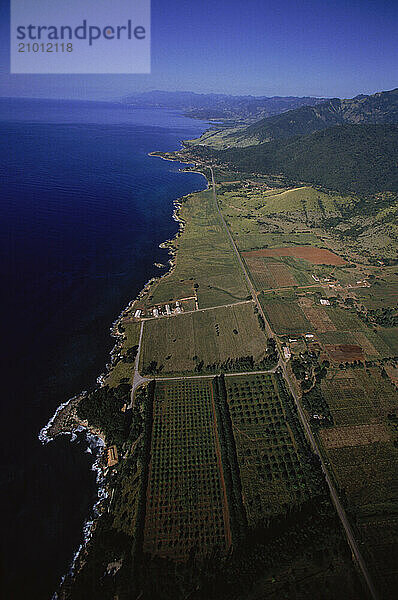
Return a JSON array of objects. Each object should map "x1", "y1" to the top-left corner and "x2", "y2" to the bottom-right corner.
[
  {"x1": 305, "y1": 333, "x2": 314, "y2": 339},
  {"x1": 282, "y1": 346, "x2": 291, "y2": 360},
  {"x1": 153, "y1": 308, "x2": 159, "y2": 318},
  {"x1": 165, "y1": 304, "x2": 172, "y2": 315},
  {"x1": 320, "y1": 299, "x2": 331, "y2": 306},
  {"x1": 134, "y1": 309, "x2": 142, "y2": 318}
]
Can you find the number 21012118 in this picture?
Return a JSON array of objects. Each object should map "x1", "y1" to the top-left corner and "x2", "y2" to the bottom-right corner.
[{"x1": 18, "y1": 42, "x2": 73, "y2": 52}]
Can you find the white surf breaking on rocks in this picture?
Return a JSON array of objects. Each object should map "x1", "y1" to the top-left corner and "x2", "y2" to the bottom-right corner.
[
  {"x1": 38, "y1": 393, "x2": 86, "y2": 444},
  {"x1": 50, "y1": 430, "x2": 107, "y2": 600}
]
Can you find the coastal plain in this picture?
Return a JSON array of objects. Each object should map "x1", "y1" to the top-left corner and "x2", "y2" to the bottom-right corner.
[{"x1": 63, "y1": 158, "x2": 398, "y2": 600}]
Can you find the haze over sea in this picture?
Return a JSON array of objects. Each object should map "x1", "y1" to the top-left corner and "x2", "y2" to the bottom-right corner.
[{"x1": 0, "y1": 98, "x2": 207, "y2": 599}]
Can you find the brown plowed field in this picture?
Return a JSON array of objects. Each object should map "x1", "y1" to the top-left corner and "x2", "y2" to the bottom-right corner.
[
  {"x1": 325, "y1": 344, "x2": 364, "y2": 362},
  {"x1": 244, "y1": 256, "x2": 297, "y2": 289},
  {"x1": 243, "y1": 246, "x2": 346, "y2": 265}
]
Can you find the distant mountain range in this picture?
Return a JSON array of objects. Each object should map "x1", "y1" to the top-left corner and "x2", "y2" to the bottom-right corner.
[
  {"x1": 187, "y1": 88, "x2": 398, "y2": 196},
  {"x1": 123, "y1": 90, "x2": 326, "y2": 123},
  {"x1": 190, "y1": 88, "x2": 398, "y2": 148},
  {"x1": 229, "y1": 87, "x2": 398, "y2": 145}
]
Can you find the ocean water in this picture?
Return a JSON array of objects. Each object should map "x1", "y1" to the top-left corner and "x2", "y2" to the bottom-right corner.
[{"x1": 0, "y1": 98, "x2": 208, "y2": 599}]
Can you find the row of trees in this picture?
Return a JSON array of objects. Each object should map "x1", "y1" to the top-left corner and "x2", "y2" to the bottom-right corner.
[
  {"x1": 357, "y1": 306, "x2": 398, "y2": 328},
  {"x1": 212, "y1": 375, "x2": 247, "y2": 543}
]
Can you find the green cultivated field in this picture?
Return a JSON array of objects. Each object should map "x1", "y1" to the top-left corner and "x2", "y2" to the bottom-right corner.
[
  {"x1": 243, "y1": 255, "x2": 317, "y2": 291},
  {"x1": 322, "y1": 368, "x2": 397, "y2": 427},
  {"x1": 355, "y1": 329, "x2": 394, "y2": 358},
  {"x1": 378, "y1": 327, "x2": 398, "y2": 355},
  {"x1": 317, "y1": 328, "x2": 394, "y2": 359},
  {"x1": 235, "y1": 231, "x2": 319, "y2": 253},
  {"x1": 325, "y1": 306, "x2": 368, "y2": 331},
  {"x1": 216, "y1": 185, "x2": 344, "y2": 252},
  {"x1": 143, "y1": 379, "x2": 229, "y2": 560},
  {"x1": 259, "y1": 293, "x2": 313, "y2": 334},
  {"x1": 225, "y1": 373, "x2": 321, "y2": 525},
  {"x1": 140, "y1": 302, "x2": 268, "y2": 375},
  {"x1": 355, "y1": 272, "x2": 398, "y2": 309},
  {"x1": 147, "y1": 189, "x2": 249, "y2": 309},
  {"x1": 317, "y1": 331, "x2": 355, "y2": 345}
]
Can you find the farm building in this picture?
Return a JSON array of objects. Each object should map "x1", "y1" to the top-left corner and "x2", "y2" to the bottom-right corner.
[
  {"x1": 320, "y1": 299, "x2": 331, "y2": 306},
  {"x1": 107, "y1": 446, "x2": 118, "y2": 467}
]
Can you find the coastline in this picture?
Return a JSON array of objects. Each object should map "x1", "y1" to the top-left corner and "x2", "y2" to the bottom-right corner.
[{"x1": 39, "y1": 146, "x2": 209, "y2": 595}]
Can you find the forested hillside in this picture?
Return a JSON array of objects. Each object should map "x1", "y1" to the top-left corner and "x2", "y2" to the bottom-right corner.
[{"x1": 192, "y1": 124, "x2": 398, "y2": 195}]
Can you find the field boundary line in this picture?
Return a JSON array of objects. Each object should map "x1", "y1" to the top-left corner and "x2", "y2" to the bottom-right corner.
[
  {"x1": 210, "y1": 385, "x2": 232, "y2": 550},
  {"x1": 153, "y1": 368, "x2": 278, "y2": 382}
]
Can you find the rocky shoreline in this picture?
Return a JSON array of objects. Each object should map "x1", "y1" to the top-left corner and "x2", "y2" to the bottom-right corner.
[{"x1": 39, "y1": 148, "x2": 208, "y2": 598}]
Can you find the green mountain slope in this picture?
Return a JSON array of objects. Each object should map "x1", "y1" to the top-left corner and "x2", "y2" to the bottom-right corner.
[{"x1": 192, "y1": 124, "x2": 398, "y2": 195}]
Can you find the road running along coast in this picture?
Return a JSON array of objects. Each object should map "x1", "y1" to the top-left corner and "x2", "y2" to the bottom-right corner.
[
  {"x1": 129, "y1": 164, "x2": 379, "y2": 599},
  {"x1": 208, "y1": 166, "x2": 380, "y2": 600}
]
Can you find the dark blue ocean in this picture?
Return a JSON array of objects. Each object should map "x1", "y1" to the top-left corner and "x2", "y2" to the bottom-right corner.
[{"x1": 0, "y1": 98, "x2": 207, "y2": 599}]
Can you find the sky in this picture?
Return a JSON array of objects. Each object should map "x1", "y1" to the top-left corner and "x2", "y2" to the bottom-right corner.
[{"x1": 0, "y1": 0, "x2": 397, "y2": 100}]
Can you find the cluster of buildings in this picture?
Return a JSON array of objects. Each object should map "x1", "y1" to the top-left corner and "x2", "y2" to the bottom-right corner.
[{"x1": 133, "y1": 301, "x2": 183, "y2": 320}]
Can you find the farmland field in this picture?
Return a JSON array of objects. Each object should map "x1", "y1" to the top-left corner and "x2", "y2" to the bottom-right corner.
[
  {"x1": 317, "y1": 331, "x2": 356, "y2": 345},
  {"x1": 143, "y1": 379, "x2": 230, "y2": 560},
  {"x1": 301, "y1": 305, "x2": 336, "y2": 332},
  {"x1": 234, "y1": 231, "x2": 320, "y2": 253},
  {"x1": 140, "y1": 302, "x2": 268, "y2": 375},
  {"x1": 146, "y1": 189, "x2": 249, "y2": 309},
  {"x1": 242, "y1": 253, "x2": 327, "y2": 292},
  {"x1": 378, "y1": 327, "x2": 398, "y2": 355},
  {"x1": 325, "y1": 307, "x2": 368, "y2": 331},
  {"x1": 355, "y1": 274, "x2": 398, "y2": 309},
  {"x1": 224, "y1": 373, "x2": 320, "y2": 525},
  {"x1": 322, "y1": 368, "x2": 397, "y2": 426},
  {"x1": 216, "y1": 184, "x2": 350, "y2": 254},
  {"x1": 243, "y1": 246, "x2": 346, "y2": 265},
  {"x1": 242, "y1": 256, "x2": 297, "y2": 290},
  {"x1": 319, "y1": 368, "x2": 398, "y2": 597},
  {"x1": 358, "y1": 329, "x2": 395, "y2": 357},
  {"x1": 317, "y1": 329, "x2": 393, "y2": 360},
  {"x1": 324, "y1": 344, "x2": 364, "y2": 362},
  {"x1": 259, "y1": 294, "x2": 313, "y2": 334}
]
